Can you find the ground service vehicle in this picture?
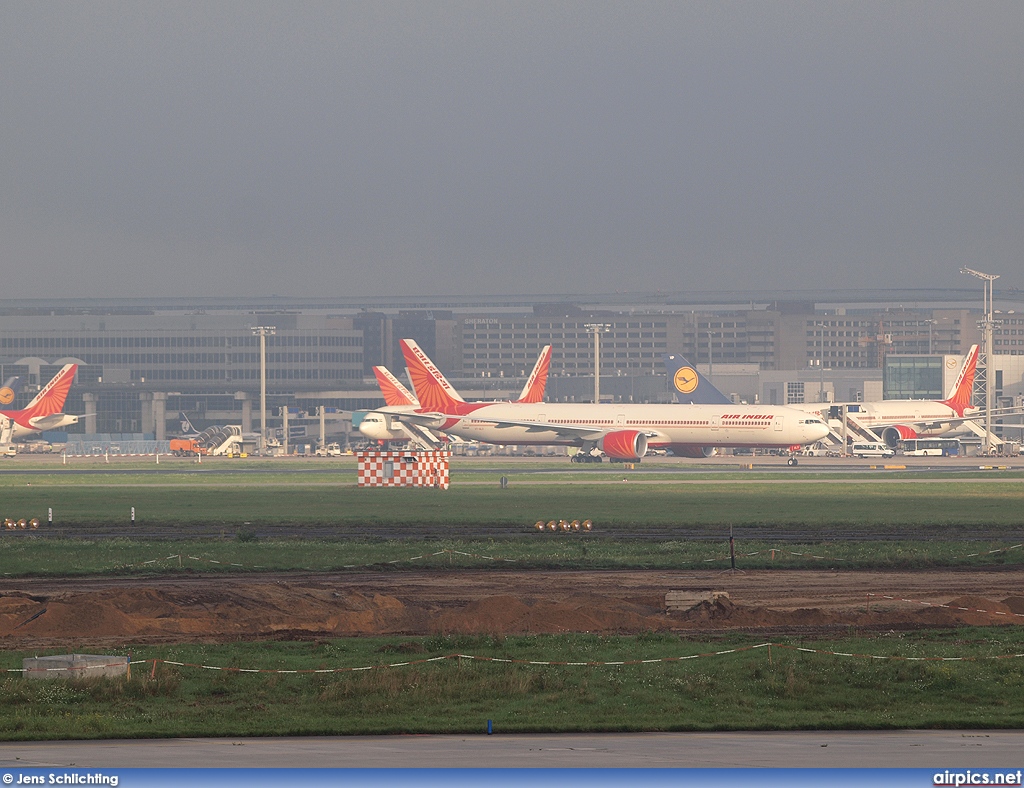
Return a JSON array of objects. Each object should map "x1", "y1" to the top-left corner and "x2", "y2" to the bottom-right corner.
[
  {"x1": 899, "y1": 438, "x2": 960, "y2": 456},
  {"x1": 851, "y1": 442, "x2": 896, "y2": 458},
  {"x1": 169, "y1": 438, "x2": 207, "y2": 456}
]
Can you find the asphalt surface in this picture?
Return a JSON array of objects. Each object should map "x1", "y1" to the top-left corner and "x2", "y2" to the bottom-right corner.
[{"x1": 1, "y1": 731, "x2": 1022, "y2": 768}]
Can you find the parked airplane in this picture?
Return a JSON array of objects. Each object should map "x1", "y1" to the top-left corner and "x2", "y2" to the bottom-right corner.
[
  {"x1": 0, "y1": 364, "x2": 79, "y2": 443},
  {"x1": 359, "y1": 341, "x2": 829, "y2": 462},
  {"x1": 669, "y1": 345, "x2": 1017, "y2": 449},
  {"x1": 359, "y1": 345, "x2": 553, "y2": 447},
  {"x1": 787, "y1": 346, "x2": 994, "y2": 447},
  {"x1": 361, "y1": 366, "x2": 439, "y2": 447}
]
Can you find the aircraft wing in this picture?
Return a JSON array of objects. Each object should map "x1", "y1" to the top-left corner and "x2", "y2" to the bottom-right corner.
[
  {"x1": 466, "y1": 416, "x2": 609, "y2": 440},
  {"x1": 855, "y1": 405, "x2": 1024, "y2": 431},
  {"x1": 393, "y1": 410, "x2": 658, "y2": 442},
  {"x1": 941, "y1": 405, "x2": 1024, "y2": 427},
  {"x1": 374, "y1": 411, "x2": 450, "y2": 430}
]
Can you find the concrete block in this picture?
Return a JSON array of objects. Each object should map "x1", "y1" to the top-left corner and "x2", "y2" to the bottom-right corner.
[{"x1": 22, "y1": 653, "x2": 129, "y2": 680}]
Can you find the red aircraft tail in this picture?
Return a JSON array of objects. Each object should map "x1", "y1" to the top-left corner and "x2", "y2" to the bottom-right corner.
[
  {"x1": 516, "y1": 345, "x2": 551, "y2": 404},
  {"x1": 372, "y1": 366, "x2": 419, "y2": 407},
  {"x1": 399, "y1": 340, "x2": 465, "y2": 414},
  {"x1": 22, "y1": 364, "x2": 77, "y2": 419},
  {"x1": 941, "y1": 345, "x2": 979, "y2": 417}
]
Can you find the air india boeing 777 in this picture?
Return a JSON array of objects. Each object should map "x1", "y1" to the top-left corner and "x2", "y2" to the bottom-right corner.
[
  {"x1": 358, "y1": 345, "x2": 553, "y2": 446},
  {"x1": 0, "y1": 364, "x2": 80, "y2": 444},
  {"x1": 359, "y1": 341, "x2": 829, "y2": 461}
]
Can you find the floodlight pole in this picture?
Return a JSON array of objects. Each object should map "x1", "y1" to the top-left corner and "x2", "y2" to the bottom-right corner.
[
  {"x1": 585, "y1": 323, "x2": 611, "y2": 403},
  {"x1": 960, "y1": 268, "x2": 999, "y2": 454},
  {"x1": 251, "y1": 326, "x2": 276, "y2": 455},
  {"x1": 818, "y1": 322, "x2": 825, "y2": 403}
]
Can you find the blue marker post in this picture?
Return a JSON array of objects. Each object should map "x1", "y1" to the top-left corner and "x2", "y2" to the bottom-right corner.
[{"x1": 487, "y1": 719, "x2": 493, "y2": 735}]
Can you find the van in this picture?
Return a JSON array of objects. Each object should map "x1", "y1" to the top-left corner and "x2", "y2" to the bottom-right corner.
[{"x1": 851, "y1": 442, "x2": 895, "y2": 458}]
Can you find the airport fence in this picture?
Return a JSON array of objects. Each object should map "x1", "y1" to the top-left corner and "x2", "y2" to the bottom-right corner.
[{"x1": 63, "y1": 440, "x2": 171, "y2": 456}]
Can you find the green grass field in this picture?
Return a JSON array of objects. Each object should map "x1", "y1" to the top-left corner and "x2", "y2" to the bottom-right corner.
[
  {"x1": 2, "y1": 463, "x2": 1023, "y2": 573},
  {"x1": 2, "y1": 468, "x2": 1023, "y2": 530},
  {"x1": 3, "y1": 629, "x2": 1024, "y2": 739},
  {"x1": 1, "y1": 536, "x2": 1022, "y2": 576},
  {"x1": 2, "y1": 462, "x2": 1023, "y2": 737}
]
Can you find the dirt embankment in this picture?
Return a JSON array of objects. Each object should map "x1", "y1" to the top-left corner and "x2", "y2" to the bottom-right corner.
[{"x1": 2, "y1": 569, "x2": 1023, "y2": 648}]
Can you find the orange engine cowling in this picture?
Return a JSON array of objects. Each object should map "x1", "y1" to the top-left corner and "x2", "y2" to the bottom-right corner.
[
  {"x1": 596, "y1": 430, "x2": 648, "y2": 461},
  {"x1": 881, "y1": 424, "x2": 918, "y2": 448}
]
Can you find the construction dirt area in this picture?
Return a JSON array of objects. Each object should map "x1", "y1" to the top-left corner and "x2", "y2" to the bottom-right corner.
[{"x1": 2, "y1": 567, "x2": 1024, "y2": 649}]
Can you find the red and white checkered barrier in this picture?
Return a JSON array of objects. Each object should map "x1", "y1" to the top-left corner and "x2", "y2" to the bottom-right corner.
[{"x1": 357, "y1": 451, "x2": 450, "y2": 490}]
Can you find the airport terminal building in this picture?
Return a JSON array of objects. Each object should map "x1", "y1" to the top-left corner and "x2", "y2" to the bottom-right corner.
[{"x1": 1, "y1": 290, "x2": 1022, "y2": 445}]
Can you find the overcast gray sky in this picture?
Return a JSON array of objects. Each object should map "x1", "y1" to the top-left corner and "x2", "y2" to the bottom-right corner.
[{"x1": 2, "y1": 1, "x2": 1021, "y2": 299}]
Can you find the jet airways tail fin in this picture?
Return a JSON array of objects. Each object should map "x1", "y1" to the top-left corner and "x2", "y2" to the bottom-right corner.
[
  {"x1": 0, "y1": 376, "x2": 24, "y2": 407},
  {"x1": 23, "y1": 364, "x2": 77, "y2": 418},
  {"x1": 517, "y1": 345, "x2": 551, "y2": 403},
  {"x1": 942, "y1": 345, "x2": 979, "y2": 417},
  {"x1": 373, "y1": 366, "x2": 420, "y2": 407},
  {"x1": 400, "y1": 339, "x2": 466, "y2": 413},
  {"x1": 664, "y1": 354, "x2": 732, "y2": 405}
]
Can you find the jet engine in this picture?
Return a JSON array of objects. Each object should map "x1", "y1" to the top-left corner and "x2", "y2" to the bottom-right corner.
[
  {"x1": 881, "y1": 425, "x2": 918, "y2": 448},
  {"x1": 667, "y1": 445, "x2": 715, "y2": 459},
  {"x1": 596, "y1": 430, "x2": 648, "y2": 461}
]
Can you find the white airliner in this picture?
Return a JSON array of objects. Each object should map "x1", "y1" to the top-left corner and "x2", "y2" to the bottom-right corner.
[
  {"x1": 0, "y1": 364, "x2": 80, "y2": 443},
  {"x1": 786, "y1": 345, "x2": 991, "y2": 447},
  {"x1": 358, "y1": 345, "x2": 552, "y2": 447},
  {"x1": 358, "y1": 340, "x2": 830, "y2": 461}
]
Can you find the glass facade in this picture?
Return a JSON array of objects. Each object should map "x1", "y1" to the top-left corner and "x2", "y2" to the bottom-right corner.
[{"x1": 884, "y1": 356, "x2": 943, "y2": 400}]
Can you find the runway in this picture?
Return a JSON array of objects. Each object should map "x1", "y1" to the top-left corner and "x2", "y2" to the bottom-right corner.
[{"x1": 1, "y1": 730, "x2": 1022, "y2": 768}]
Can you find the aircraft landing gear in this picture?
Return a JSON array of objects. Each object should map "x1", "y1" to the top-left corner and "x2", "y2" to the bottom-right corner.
[{"x1": 787, "y1": 456, "x2": 798, "y2": 466}]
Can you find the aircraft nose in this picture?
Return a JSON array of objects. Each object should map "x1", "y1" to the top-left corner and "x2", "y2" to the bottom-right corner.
[{"x1": 357, "y1": 419, "x2": 381, "y2": 438}]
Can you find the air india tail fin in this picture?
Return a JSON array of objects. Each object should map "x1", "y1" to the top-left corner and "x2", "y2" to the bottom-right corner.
[
  {"x1": 516, "y1": 345, "x2": 551, "y2": 403},
  {"x1": 399, "y1": 339, "x2": 466, "y2": 414},
  {"x1": 23, "y1": 364, "x2": 77, "y2": 418},
  {"x1": 373, "y1": 366, "x2": 420, "y2": 407},
  {"x1": 942, "y1": 345, "x2": 979, "y2": 416},
  {"x1": 664, "y1": 354, "x2": 732, "y2": 405}
]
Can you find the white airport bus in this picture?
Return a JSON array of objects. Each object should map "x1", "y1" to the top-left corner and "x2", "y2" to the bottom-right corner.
[{"x1": 898, "y1": 438, "x2": 961, "y2": 457}]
